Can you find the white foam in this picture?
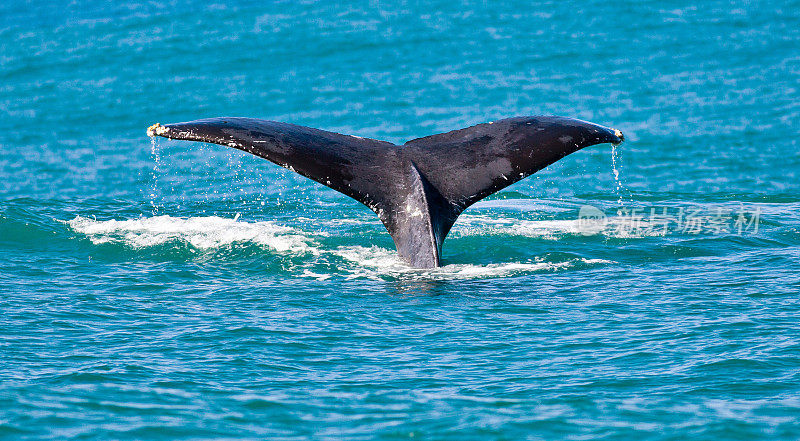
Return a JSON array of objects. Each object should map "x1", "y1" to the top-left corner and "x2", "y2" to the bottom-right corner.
[
  {"x1": 67, "y1": 215, "x2": 316, "y2": 254},
  {"x1": 330, "y1": 245, "x2": 611, "y2": 280}
]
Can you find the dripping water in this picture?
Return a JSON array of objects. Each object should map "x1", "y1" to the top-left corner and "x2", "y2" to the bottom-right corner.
[
  {"x1": 610, "y1": 143, "x2": 630, "y2": 206},
  {"x1": 150, "y1": 137, "x2": 161, "y2": 215}
]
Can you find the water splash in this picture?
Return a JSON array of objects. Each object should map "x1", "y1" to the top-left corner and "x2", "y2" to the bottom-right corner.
[
  {"x1": 66, "y1": 213, "x2": 618, "y2": 281},
  {"x1": 68, "y1": 215, "x2": 316, "y2": 254},
  {"x1": 149, "y1": 137, "x2": 162, "y2": 215},
  {"x1": 611, "y1": 143, "x2": 628, "y2": 206}
]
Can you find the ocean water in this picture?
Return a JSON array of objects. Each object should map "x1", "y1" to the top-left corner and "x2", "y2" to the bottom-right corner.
[{"x1": 1, "y1": 0, "x2": 799, "y2": 439}]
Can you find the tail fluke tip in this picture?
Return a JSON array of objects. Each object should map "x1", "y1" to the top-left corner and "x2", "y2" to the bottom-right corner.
[
  {"x1": 147, "y1": 123, "x2": 168, "y2": 137},
  {"x1": 612, "y1": 128, "x2": 625, "y2": 146}
]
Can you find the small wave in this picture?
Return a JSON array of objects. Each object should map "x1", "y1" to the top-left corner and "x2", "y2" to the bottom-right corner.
[{"x1": 67, "y1": 215, "x2": 316, "y2": 254}]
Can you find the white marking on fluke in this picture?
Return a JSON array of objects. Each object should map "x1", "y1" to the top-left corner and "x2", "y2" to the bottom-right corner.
[
  {"x1": 147, "y1": 123, "x2": 168, "y2": 137},
  {"x1": 612, "y1": 128, "x2": 625, "y2": 146}
]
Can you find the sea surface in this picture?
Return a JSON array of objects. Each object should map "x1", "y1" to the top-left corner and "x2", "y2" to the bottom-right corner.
[{"x1": 1, "y1": 0, "x2": 799, "y2": 439}]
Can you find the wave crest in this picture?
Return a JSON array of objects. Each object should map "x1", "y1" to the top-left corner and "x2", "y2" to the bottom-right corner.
[{"x1": 67, "y1": 215, "x2": 316, "y2": 254}]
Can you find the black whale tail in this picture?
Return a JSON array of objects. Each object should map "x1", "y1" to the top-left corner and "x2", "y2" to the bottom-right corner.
[{"x1": 148, "y1": 116, "x2": 624, "y2": 268}]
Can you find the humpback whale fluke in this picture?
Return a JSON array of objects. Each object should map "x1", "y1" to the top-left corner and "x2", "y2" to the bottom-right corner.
[{"x1": 147, "y1": 116, "x2": 624, "y2": 268}]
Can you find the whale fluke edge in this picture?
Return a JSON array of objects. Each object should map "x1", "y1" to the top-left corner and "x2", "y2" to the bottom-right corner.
[{"x1": 147, "y1": 116, "x2": 624, "y2": 268}]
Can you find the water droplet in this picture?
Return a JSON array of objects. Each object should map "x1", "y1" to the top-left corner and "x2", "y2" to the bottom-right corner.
[
  {"x1": 611, "y1": 143, "x2": 630, "y2": 205},
  {"x1": 150, "y1": 137, "x2": 162, "y2": 215}
]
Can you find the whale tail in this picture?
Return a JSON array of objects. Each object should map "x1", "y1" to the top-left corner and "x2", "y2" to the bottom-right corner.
[{"x1": 148, "y1": 116, "x2": 623, "y2": 268}]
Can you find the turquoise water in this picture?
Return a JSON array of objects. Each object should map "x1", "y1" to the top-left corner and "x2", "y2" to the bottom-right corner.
[{"x1": 2, "y1": 0, "x2": 799, "y2": 439}]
